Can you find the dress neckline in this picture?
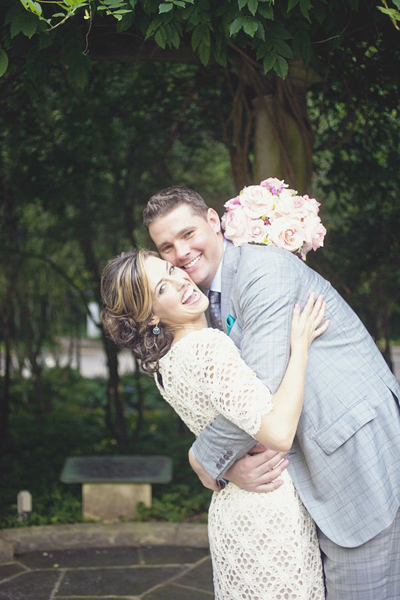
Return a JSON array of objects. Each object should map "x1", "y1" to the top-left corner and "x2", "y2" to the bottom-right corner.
[{"x1": 169, "y1": 327, "x2": 210, "y2": 352}]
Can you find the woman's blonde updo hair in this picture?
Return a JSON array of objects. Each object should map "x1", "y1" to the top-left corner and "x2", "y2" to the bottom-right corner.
[{"x1": 101, "y1": 249, "x2": 174, "y2": 374}]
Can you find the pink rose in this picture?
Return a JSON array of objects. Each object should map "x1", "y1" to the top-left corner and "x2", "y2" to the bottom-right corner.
[
  {"x1": 291, "y1": 196, "x2": 309, "y2": 220},
  {"x1": 268, "y1": 216, "x2": 305, "y2": 252},
  {"x1": 240, "y1": 185, "x2": 275, "y2": 219},
  {"x1": 311, "y1": 222, "x2": 327, "y2": 250},
  {"x1": 247, "y1": 219, "x2": 268, "y2": 244},
  {"x1": 224, "y1": 196, "x2": 241, "y2": 210},
  {"x1": 304, "y1": 195, "x2": 321, "y2": 217},
  {"x1": 260, "y1": 178, "x2": 289, "y2": 195},
  {"x1": 275, "y1": 191, "x2": 310, "y2": 220},
  {"x1": 223, "y1": 206, "x2": 251, "y2": 246},
  {"x1": 303, "y1": 216, "x2": 326, "y2": 250}
]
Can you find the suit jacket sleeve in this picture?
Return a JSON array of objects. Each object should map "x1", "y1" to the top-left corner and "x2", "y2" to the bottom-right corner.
[{"x1": 192, "y1": 248, "x2": 302, "y2": 480}]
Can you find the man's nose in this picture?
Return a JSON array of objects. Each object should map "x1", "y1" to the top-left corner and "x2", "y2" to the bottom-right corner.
[{"x1": 175, "y1": 241, "x2": 191, "y2": 261}]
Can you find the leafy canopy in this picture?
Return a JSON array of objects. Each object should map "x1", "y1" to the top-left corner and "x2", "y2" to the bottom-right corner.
[{"x1": 2, "y1": 0, "x2": 397, "y2": 86}]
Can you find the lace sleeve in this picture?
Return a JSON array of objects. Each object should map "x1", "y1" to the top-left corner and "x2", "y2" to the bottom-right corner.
[{"x1": 201, "y1": 330, "x2": 274, "y2": 437}]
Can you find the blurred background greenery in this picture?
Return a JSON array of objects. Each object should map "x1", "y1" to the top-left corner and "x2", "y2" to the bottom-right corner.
[{"x1": 0, "y1": 0, "x2": 399, "y2": 527}]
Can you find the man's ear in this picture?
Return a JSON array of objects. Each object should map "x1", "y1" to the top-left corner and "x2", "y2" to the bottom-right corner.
[{"x1": 207, "y1": 208, "x2": 221, "y2": 233}]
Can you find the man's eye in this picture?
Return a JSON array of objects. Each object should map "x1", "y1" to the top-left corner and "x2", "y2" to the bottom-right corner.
[
  {"x1": 184, "y1": 231, "x2": 193, "y2": 238},
  {"x1": 169, "y1": 265, "x2": 175, "y2": 275},
  {"x1": 162, "y1": 246, "x2": 171, "y2": 253}
]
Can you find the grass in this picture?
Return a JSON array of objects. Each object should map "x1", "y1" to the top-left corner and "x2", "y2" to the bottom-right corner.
[{"x1": 0, "y1": 367, "x2": 211, "y2": 528}]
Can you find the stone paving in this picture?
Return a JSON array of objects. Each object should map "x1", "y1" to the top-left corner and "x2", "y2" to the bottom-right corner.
[
  {"x1": 0, "y1": 524, "x2": 213, "y2": 600},
  {"x1": 0, "y1": 545, "x2": 213, "y2": 600}
]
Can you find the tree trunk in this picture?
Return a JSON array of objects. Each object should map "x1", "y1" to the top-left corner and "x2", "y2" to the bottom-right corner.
[
  {"x1": 222, "y1": 65, "x2": 255, "y2": 192},
  {"x1": 253, "y1": 94, "x2": 308, "y2": 192},
  {"x1": 0, "y1": 311, "x2": 12, "y2": 444},
  {"x1": 103, "y1": 333, "x2": 128, "y2": 450},
  {"x1": 131, "y1": 357, "x2": 145, "y2": 446},
  {"x1": 252, "y1": 63, "x2": 317, "y2": 193},
  {"x1": 77, "y1": 190, "x2": 128, "y2": 449}
]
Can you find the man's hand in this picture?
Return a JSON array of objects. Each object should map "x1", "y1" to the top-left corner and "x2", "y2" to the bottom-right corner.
[
  {"x1": 224, "y1": 446, "x2": 288, "y2": 493},
  {"x1": 189, "y1": 447, "x2": 220, "y2": 492}
]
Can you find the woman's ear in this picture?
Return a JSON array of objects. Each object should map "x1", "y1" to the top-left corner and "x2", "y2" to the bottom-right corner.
[{"x1": 149, "y1": 316, "x2": 159, "y2": 327}]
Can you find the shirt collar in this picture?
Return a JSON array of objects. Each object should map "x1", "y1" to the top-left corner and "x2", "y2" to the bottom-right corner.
[{"x1": 209, "y1": 239, "x2": 227, "y2": 294}]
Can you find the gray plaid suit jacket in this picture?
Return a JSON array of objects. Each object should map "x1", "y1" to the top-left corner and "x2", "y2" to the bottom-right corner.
[{"x1": 192, "y1": 241, "x2": 400, "y2": 548}]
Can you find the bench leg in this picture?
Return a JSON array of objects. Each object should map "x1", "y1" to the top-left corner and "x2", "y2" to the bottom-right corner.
[{"x1": 82, "y1": 483, "x2": 151, "y2": 522}]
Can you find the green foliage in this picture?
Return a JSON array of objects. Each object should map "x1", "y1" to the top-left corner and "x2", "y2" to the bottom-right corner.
[
  {"x1": 0, "y1": 369, "x2": 107, "y2": 527},
  {"x1": 0, "y1": 49, "x2": 8, "y2": 76},
  {"x1": 0, "y1": 57, "x2": 235, "y2": 446},
  {"x1": 61, "y1": 28, "x2": 91, "y2": 88},
  {"x1": 308, "y1": 37, "x2": 400, "y2": 357},
  {"x1": 0, "y1": 58, "x2": 233, "y2": 372},
  {"x1": 0, "y1": 370, "x2": 210, "y2": 527},
  {"x1": 377, "y1": 1, "x2": 400, "y2": 30},
  {"x1": 0, "y1": 0, "x2": 371, "y2": 81},
  {"x1": 136, "y1": 484, "x2": 209, "y2": 522}
]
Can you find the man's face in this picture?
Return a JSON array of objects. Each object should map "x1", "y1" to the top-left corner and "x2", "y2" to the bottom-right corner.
[{"x1": 148, "y1": 204, "x2": 224, "y2": 289}]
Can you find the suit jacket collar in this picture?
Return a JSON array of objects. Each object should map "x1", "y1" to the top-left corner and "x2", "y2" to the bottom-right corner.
[{"x1": 220, "y1": 241, "x2": 241, "y2": 332}]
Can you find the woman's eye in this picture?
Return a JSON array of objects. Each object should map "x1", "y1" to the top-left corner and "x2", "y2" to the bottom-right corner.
[
  {"x1": 184, "y1": 231, "x2": 193, "y2": 238},
  {"x1": 159, "y1": 284, "x2": 166, "y2": 295},
  {"x1": 169, "y1": 265, "x2": 175, "y2": 275}
]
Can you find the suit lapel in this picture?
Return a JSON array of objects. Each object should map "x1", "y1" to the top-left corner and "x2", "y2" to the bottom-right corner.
[{"x1": 221, "y1": 241, "x2": 241, "y2": 333}]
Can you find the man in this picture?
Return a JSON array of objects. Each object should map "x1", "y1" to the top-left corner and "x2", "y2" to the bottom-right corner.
[{"x1": 143, "y1": 186, "x2": 400, "y2": 599}]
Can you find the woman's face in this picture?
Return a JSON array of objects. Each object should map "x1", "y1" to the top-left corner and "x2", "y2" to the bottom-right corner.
[{"x1": 144, "y1": 255, "x2": 209, "y2": 330}]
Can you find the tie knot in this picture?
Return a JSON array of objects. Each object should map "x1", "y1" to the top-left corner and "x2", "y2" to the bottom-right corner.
[{"x1": 209, "y1": 290, "x2": 221, "y2": 304}]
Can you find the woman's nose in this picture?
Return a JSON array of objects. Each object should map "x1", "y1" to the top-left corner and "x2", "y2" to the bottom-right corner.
[
  {"x1": 174, "y1": 276, "x2": 187, "y2": 290},
  {"x1": 166, "y1": 271, "x2": 187, "y2": 290}
]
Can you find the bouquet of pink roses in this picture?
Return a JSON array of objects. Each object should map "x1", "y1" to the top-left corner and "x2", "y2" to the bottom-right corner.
[{"x1": 221, "y1": 178, "x2": 326, "y2": 260}]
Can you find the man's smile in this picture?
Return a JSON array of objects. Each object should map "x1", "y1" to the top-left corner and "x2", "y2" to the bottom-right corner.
[{"x1": 182, "y1": 254, "x2": 202, "y2": 270}]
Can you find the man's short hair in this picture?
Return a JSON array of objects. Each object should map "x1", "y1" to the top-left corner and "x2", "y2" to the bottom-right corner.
[{"x1": 143, "y1": 186, "x2": 209, "y2": 230}]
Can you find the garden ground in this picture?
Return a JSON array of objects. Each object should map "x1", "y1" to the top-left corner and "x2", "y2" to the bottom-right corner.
[{"x1": 0, "y1": 522, "x2": 213, "y2": 599}]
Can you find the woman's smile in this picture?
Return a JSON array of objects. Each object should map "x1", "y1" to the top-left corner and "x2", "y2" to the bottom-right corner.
[{"x1": 181, "y1": 284, "x2": 201, "y2": 305}]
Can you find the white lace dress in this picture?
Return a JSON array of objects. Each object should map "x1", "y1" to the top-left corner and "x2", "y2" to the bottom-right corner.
[{"x1": 155, "y1": 328, "x2": 324, "y2": 600}]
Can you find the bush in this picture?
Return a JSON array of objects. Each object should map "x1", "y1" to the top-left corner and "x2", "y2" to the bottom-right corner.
[{"x1": 0, "y1": 368, "x2": 211, "y2": 527}]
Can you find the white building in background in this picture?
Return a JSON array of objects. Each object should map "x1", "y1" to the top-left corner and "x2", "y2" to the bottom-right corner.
[{"x1": 87, "y1": 302, "x2": 101, "y2": 339}]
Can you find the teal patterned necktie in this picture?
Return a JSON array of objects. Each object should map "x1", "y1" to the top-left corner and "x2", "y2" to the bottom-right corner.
[{"x1": 208, "y1": 290, "x2": 223, "y2": 331}]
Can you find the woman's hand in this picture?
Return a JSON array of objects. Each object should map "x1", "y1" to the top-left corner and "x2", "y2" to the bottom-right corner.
[{"x1": 290, "y1": 292, "x2": 329, "y2": 353}]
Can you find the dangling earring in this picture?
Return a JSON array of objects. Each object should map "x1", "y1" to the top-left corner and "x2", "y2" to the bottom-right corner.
[{"x1": 153, "y1": 324, "x2": 160, "y2": 335}]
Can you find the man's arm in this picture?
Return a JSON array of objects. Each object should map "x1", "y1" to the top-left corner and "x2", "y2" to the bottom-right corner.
[
  {"x1": 191, "y1": 248, "x2": 301, "y2": 489},
  {"x1": 238, "y1": 248, "x2": 300, "y2": 392},
  {"x1": 189, "y1": 445, "x2": 289, "y2": 493},
  {"x1": 190, "y1": 415, "x2": 258, "y2": 482}
]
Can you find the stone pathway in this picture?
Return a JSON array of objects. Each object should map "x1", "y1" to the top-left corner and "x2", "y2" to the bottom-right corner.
[{"x1": 0, "y1": 545, "x2": 213, "y2": 600}]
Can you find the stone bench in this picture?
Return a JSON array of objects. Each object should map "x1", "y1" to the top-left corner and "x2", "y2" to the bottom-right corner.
[{"x1": 60, "y1": 456, "x2": 172, "y2": 522}]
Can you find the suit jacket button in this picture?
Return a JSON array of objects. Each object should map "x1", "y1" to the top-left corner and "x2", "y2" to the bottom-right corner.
[
  {"x1": 226, "y1": 450, "x2": 233, "y2": 457},
  {"x1": 219, "y1": 458, "x2": 226, "y2": 465},
  {"x1": 216, "y1": 462, "x2": 222, "y2": 469}
]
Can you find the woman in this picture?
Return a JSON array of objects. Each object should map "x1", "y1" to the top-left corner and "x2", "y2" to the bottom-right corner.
[{"x1": 101, "y1": 249, "x2": 329, "y2": 600}]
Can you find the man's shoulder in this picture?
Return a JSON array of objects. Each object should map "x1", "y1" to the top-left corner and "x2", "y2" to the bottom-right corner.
[
  {"x1": 236, "y1": 244, "x2": 305, "y2": 277},
  {"x1": 241, "y1": 244, "x2": 297, "y2": 260}
]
